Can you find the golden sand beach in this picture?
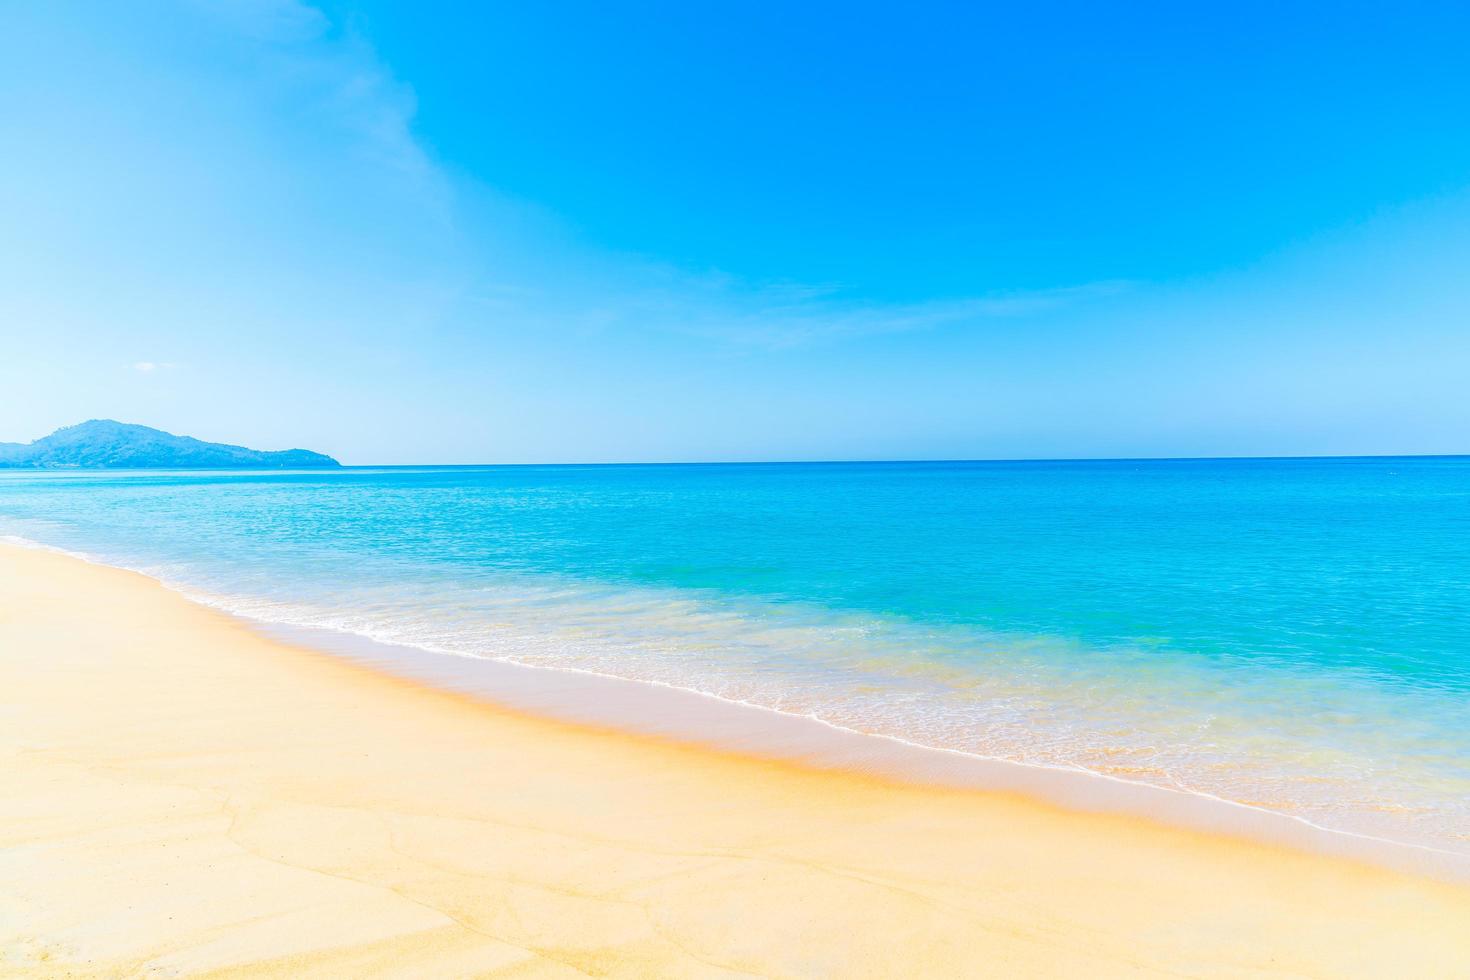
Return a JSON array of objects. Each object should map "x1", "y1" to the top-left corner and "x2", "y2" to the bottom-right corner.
[{"x1": 3, "y1": 541, "x2": 1469, "y2": 977}]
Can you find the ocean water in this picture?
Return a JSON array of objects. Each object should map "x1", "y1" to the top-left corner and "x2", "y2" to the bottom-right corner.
[{"x1": 2, "y1": 459, "x2": 1467, "y2": 853}]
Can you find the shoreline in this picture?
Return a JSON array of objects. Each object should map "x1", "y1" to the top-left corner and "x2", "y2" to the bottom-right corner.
[
  {"x1": 11, "y1": 533, "x2": 1468, "y2": 882},
  {"x1": 4, "y1": 541, "x2": 1470, "y2": 975},
  {"x1": 257, "y1": 618, "x2": 1470, "y2": 882}
]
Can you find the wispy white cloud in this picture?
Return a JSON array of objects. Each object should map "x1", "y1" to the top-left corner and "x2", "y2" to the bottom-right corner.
[
  {"x1": 160, "y1": 3, "x2": 1119, "y2": 358},
  {"x1": 188, "y1": 0, "x2": 451, "y2": 222},
  {"x1": 185, "y1": 0, "x2": 328, "y2": 43},
  {"x1": 541, "y1": 262, "x2": 1136, "y2": 350},
  {"x1": 672, "y1": 279, "x2": 1136, "y2": 349}
]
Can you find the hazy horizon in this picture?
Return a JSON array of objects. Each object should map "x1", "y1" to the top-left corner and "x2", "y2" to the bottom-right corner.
[
  {"x1": 7, "y1": 417, "x2": 1470, "y2": 468},
  {"x1": 4, "y1": 1, "x2": 1469, "y2": 464}
]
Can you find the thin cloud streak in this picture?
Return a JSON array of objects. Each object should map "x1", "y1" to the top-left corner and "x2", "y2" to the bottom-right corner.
[
  {"x1": 557, "y1": 274, "x2": 1138, "y2": 350},
  {"x1": 178, "y1": 3, "x2": 1129, "y2": 358}
]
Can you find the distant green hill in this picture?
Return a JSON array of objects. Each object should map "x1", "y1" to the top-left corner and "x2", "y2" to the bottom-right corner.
[{"x1": 0, "y1": 420, "x2": 340, "y2": 469}]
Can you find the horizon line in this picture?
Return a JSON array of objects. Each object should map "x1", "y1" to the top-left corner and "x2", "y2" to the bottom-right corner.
[{"x1": 327, "y1": 451, "x2": 1470, "y2": 468}]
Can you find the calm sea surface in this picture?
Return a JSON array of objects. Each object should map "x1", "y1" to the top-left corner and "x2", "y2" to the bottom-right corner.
[{"x1": 3, "y1": 459, "x2": 1467, "y2": 850}]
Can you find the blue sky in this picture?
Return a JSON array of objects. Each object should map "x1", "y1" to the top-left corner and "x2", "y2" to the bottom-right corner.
[{"x1": 2, "y1": 0, "x2": 1469, "y2": 463}]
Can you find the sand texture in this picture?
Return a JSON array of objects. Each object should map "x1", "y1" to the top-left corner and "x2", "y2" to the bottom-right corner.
[{"x1": 3, "y1": 542, "x2": 1469, "y2": 978}]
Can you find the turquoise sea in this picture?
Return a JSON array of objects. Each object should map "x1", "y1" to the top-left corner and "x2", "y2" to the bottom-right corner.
[{"x1": 2, "y1": 458, "x2": 1467, "y2": 852}]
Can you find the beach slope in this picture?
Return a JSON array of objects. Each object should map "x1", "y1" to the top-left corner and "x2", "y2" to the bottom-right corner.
[{"x1": 2, "y1": 542, "x2": 1468, "y2": 977}]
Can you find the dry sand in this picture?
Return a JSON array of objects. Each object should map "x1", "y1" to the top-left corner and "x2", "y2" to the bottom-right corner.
[{"x1": 3, "y1": 542, "x2": 1469, "y2": 978}]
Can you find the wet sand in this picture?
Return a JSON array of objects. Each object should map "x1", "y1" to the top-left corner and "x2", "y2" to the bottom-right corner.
[{"x1": 3, "y1": 542, "x2": 1469, "y2": 977}]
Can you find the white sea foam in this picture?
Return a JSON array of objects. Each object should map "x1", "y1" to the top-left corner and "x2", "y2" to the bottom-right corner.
[{"x1": 5, "y1": 526, "x2": 1465, "y2": 868}]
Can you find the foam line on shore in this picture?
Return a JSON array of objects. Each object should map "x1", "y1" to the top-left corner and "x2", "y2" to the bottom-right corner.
[
  {"x1": 6, "y1": 539, "x2": 1470, "y2": 976},
  {"x1": 5, "y1": 532, "x2": 1466, "y2": 882}
]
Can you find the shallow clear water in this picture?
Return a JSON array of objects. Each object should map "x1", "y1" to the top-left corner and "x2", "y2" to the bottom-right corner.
[{"x1": 2, "y1": 459, "x2": 1467, "y2": 850}]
